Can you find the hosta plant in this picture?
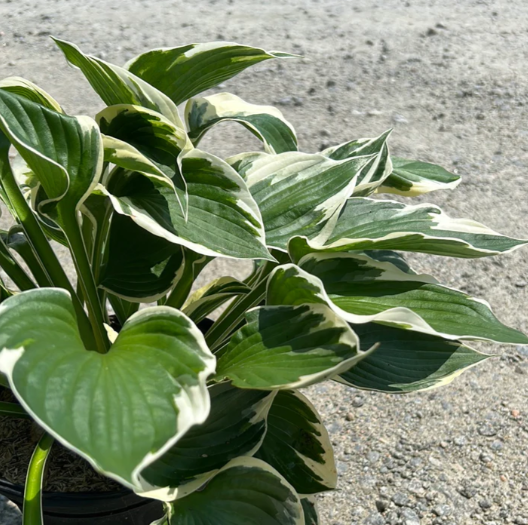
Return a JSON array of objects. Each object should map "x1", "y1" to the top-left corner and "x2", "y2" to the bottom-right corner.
[{"x1": 0, "y1": 38, "x2": 526, "y2": 525}]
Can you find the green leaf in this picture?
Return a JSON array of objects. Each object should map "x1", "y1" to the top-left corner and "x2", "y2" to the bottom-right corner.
[
  {"x1": 0, "y1": 288, "x2": 216, "y2": 493},
  {"x1": 165, "y1": 457, "x2": 304, "y2": 525},
  {"x1": 255, "y1": 390, "x2": 336, "y2": 494},
  {"x1": 53, "y1": 38, "x2": 183, "y2": 127},
  {"x1": 0, "y1": 77, "x2": 63, "y2": 112},
  {"x1": 321, "y1": 129, "x2": 392, "y2": 196},
  {"x1": 186, "y1": 93, "x2": 297, "y2": 154},
  {"x1": 0, "y1": 89, "x2": 102, "y2": 222},
  {"x1": 125, "y1": 42, "x2": 298, "y2": 106},
  {"x1": 378, "y1": 157, "x2": 461, "y2": 196},
  {"x1": 215, "y1": 304, "x2": 366, "y2": 389},
  {"x1": 291, "y1": 197, "x2": 527, "y2": 258},
  {"x1": 98, "y1": 104, "x2": 190, "y2": 217},
  {"x1": 140, "y1": 383, "x2": 276, "y2": 501},
  {"x1": 106, "y1": 149, "x2": 272, "y2": 261},
  {"x1": 99, "y1": 213, "x2": 185, "y2": 302},
  {"x1": 235, "y1": 151, "x2": 375, "y2": 250},
  {"x1": 183, "y1": 277, "x2": 250, "y2": 324},
  {"x1": 301, "y1": 497, "x2": 319, "y2": 525},
  {"x1": 270, "y1": 257, "x2": 528, "y2": 344},
  {"x1": 337, "y1": 323, "x2": 489, "y2": 393}
]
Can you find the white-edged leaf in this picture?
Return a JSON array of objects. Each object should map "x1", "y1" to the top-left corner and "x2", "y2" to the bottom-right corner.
[
  {"x1": 165, "y1": 457, "x2": 304, "y2": 525},
  {"x1": 140, "y1": 383, "x2": 276, "y2": 501},
  {"x1": 105, "y1": 148, "x2": 273, "y2": 261},
  {"x1": 255, "y1": 390, "x2": 336, "y2": 494},
  {"x1": 337, "y1": 323, "x2": 489, "y2": 393},
  {"x1": 0, "y1": 288, "x2": 216, "y2": 493},
  {"x1": 238, "y1": 151, "x2": 375, "y2": 250},
  {"x1": 0, "y1": 89, "x2": 102, "y2": 221},
  {"x1": 267, "y1": 258, "x2": 528, "y2": 344},
  {"x1": 53, "y1": 38, "x2": 183, "y2": 127},
  {"x1": 378, "y1": 157, "x2": 461, "y2": 196},
  {"x1": 186, "y1": 92, "x2": 297, "y2": 154},
  {"x1": 0, "y1": 77, "x2": 63, "y2": 112},
  {"x1": 215, "y1": 304, "x2": 366, "y2": 390},
  {"x1": 291, "y1": 197, "x2": 527, "y2": 258},
  {"x1": 321, "y1": 129, "x2": 392, "y2": 196},
  {"x1": 183, "y1": 277, "x2": 250, "y2": 323},
  {"x1": 125, "y1": 42, "x2": 298, "y2": 106}
]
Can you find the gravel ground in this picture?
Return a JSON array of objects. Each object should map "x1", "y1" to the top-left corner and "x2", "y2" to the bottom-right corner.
[{"x1": 1, "y1": 0, "x2": 528, "y2": 523}]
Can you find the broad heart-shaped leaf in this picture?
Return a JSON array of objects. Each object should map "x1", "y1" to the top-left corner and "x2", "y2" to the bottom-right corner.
[
  {"x1": 0, "y1": 89, "x2": 102, "y2": 221},
  {"x1": 215, "y1": 304, "x2": 366, "y2": 390},
  {"x1": 98, "y1": 104, "x2": 191, "y2": 217},
  {"x1": 0, "y1": 288, "x2": 216, "y2": 493},
  {"x1": 321, "y1": 129, "x2": 392, "y2": 196},
  {"x1": 183, "y1": 277, "x2": 250, "y2": 324},
  {"x1": 308, "y1": 197, "x2": 528, "y2": 258},
  {"x1": 0, "y1": 77, "x2": 63, "y2": 112},
  {"x1": 105, "y1": 148, "x2": 272, "y2": 261},
  {"x1": 125, "y1": 42, "x2": 298, "y2": 106},
  {"x1": 255, "y1": 390, "x2": 336, "y2": 494},
  {"x1": 53, "y1": 38, "x2": 183, "y2": 128},
  {"x1": 140, "y1": 383, "x2": 276, "y2": 501},
  {"x1": 378, "y1": 157, "x2": 461, "y2": 196},
  {"x1": 337, "y1": 323, "x2": 489, "y2": 393},
  {"x1": 301, "y1": 497, "x2": 319, "y2": 525},
  {"x1": 99, "y1": 213, "x2": 185, "y2": 302},
  {"x1": 232, "y1": 151, "x2": 375, "y2": 250},
  {"x1": 185, "y1": 93, "x2": 297, "y2": 154},
  {"x1": 165, "y1": 457, "x2": 304, "y2": 525},
  {"x1": 268, "y1": 258, "x2": 528, "y2": 344}
]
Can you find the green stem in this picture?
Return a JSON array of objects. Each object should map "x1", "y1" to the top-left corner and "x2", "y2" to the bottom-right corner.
[
  {"x1": 0, "y1": 401, "x2": 31, "y2": 419},
  {"x1": 205, "y1": 251, "x2": 288, "y2": 351},
  {"x1": 23, "y1": 432, "x2": 54, "y2": 525},
  {"x1": 62, "y1": 215, "x2": 110, "y2": 353},
  {"x1": 205, "y1": 263, "x2": 273, "y2": 351},
  {"x1": 0, "y1": 164, "x2": 96, "y2": 349},
  {"x1": 0, "y1": 237, "x2": 36, "y2": 290}
]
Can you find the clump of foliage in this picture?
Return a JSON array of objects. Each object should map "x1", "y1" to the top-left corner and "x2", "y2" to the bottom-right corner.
[{"x1": 0, "y1": 39, "x2": 526, "y2": 524}]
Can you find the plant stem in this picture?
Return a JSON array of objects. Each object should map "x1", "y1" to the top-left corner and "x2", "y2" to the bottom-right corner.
[
  {"x1": 205, "y1": 261, "x2": 274, "y2": 351},
  {"x1": 23, "y1": 432, "x2": 54, "y2": 525},
  {"x1": 0, "y1": 237, "x2": 36, "y2": 290},
  {"x1": 0, "y1": 164, "x2": 96, "y2": 349},
  {"x1": 62, "y1": 215, "x2": 110, "y2": 353}
]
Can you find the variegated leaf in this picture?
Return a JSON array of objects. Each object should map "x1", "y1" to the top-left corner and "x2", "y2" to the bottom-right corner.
[
  {"x1": 125, "y1": 42, "x2": 298, "y2": 106},
  {"x1": 291, "y1": 197, "x2": 527, "y2": 258},
  {"x1": 164, "y1": 457, "x2": 304, "y2": 525},
  {"x1": 378, "y1": 157, "x2": 461, "y2": 196},
  {"x1": 105, "y1": 148, "x2": 272, "y2": 261},
  {"x1": 0, "y1": 288, "x2": 216, "y2": 493},
  {"x1": 337, "y1": 323, "x2": 489, "y2": 393},
  {"x1": 0, "y1": 90, "x2": 102, "y2": 222},
  {"x1": 301, "y1": 497, "x2": 319, "y2": 525},
  {"x1": 215, "y1": 304, "x2": 366, "y2": 389},
  {"x1": 255, "y1": 390, "x2": 336, "y2": 494},
  {"x1": 186, "y1": 92, "x2": 297, "y2": 154},
  {"x1": 140, "y1": 383, "x2": 276, "y2": 501},
  {"x1": 321, "y1": 129, "x2": 392, "y2": 196},
  {"x1": 183, "y1": 277, "x2": 250, "y2": 323},
  {"x1": 53, "y1": 38, "x2": 183, "y2": 127},
  {"x1": 0, "y1": 77, "x2": 63, "y2": 112},
  {"x1": 267, "y1": 258, "x2": 528, "y2": 344},
  {"x1": 237, "y1": 151, "x2": 375, "y2": 250},
  {"x1": 98, "y1": 104, "x2": 190, "y2": 216}
]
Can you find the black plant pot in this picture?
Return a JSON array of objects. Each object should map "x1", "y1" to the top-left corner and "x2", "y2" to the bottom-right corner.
[{"x1": 0, "y1": 480, "x2": 163, "y2": 525}]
